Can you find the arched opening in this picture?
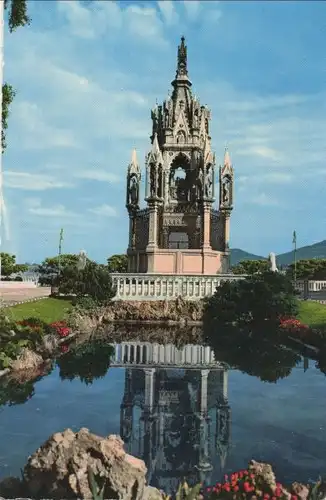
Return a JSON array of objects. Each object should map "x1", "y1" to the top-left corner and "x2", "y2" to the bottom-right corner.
[
  {"x1": 168, "y1": 231, "x2": 189, "y2": 250},
  {"x1": 169, "y1": 154, "x2": 191, "y2": 202}
]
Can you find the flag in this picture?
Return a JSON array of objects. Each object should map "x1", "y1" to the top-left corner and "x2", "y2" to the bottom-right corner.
[{"x1": 292, "y1": 230, "x2": 297, "y2": 246}]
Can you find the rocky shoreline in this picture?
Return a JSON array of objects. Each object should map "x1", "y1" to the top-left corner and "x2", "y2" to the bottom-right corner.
[{"x1": 0, "y1": 428, "x2": 319, "y2": 500}]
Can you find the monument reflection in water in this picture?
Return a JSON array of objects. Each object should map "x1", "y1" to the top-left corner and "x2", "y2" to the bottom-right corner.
[{"x1": 112, "y1": 343, "x2": 231, "y2": 493}]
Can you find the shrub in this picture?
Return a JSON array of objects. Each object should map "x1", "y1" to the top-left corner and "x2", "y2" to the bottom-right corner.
[{"x1": 204, "y1": 271, "x2": 299, "y2": 330}]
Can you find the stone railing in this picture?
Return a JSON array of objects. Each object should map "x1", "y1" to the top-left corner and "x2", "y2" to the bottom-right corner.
[
  {"x1": 110, "y1": 273, "x2": 246, "y2": 301},
  {"x1": 111, "y1": 342, "x2": 224, "y2": 368},
  {"x1": 295, "y1": 280, "x2": 326, "y2": 292}
]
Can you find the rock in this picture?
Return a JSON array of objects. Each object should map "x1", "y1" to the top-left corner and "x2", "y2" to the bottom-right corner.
[
  {"x1": 10, "y1": 348, "x2": 44, "y2": 372},
  {"x1": 0, "y1": 476, "x2": 24, "y2": 498},
  {"x1": 23, "y1": 428, "x2": 164, "y2": 500},
  {"x1": 291, "y1": 482, "x2": 310, "y2": 500}
]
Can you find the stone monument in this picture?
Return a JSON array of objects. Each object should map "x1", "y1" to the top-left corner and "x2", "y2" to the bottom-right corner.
[{"x1": 125, "y1": 37, "x2": 234, "y2": 274}]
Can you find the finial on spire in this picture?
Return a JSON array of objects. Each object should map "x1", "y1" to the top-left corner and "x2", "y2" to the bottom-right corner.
[
  {"x1": 176, "y1": 35, "x2": 188, "y2": 78},
  {"x1": 224, "y1": 147, "x2": 232, "y2": 168},
  {"x1": 131, "y1": 148, "x2": 138, "y2": 166}
]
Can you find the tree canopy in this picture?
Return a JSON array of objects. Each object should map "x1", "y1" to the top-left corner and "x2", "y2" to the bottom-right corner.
[
  {"x1": 204, "y1": 270, "x2": 299, "y2": 329},
  {"x1": 231, "y1": 259, "x2": 269, "y2": 275},
  {"x1": 107, "y1": 254, "x2": 128, "y2": 273},
  {"x1": 2, "y1": 0, "x2": 31, "y2": 152},
  {"x1": 38, "y1": 254, "x2": 80, "y2": 286},
  {"x1": 0, "y1": 252, "x2": 28, "y2": 276},
  {"x1": 286, "y1": 258, "x2": 326, "y2": 280}
]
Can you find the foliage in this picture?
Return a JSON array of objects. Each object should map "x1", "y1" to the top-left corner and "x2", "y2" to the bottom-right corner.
[
  {"x1": 206, "y1": 327, "x2": 301, "y2": 383},
  {"x1": 199, "y1": 469, "x2": 297, "y2": 499},
  {"x1": 4, "y1": 0, "x2": 31, "y2": 33},
  {"x1": 6, "y1": 298, "x2": 73, "y2": 323},
  {"x1": 0, "y1": 252, "x2": 28, "y2": 276},
  {"x1": 73, "y1": 295, "x2": 100, "y2": 311},
  {"x1": 286, "y1": 259, "x2": 326, "y2": 280},
  {"x1": 48, "y1": 321, "x2": 71, "y2": 339},
  {"x1": 2, "y1": 83, "x2": 16, "y2": 152},
  {"x1": 107, "y1": 254, "x2": 128, "y2": 273},
  {"x1": 231, "y1": 259, "x2": 269, "y2": 275},
  {"x1": 59, "y1": 260, "x2": 115, "y2": 304},
  {"x1": 0, "y1": 376, "x2": 36, "y2": 407},
  {"x1": 57, "y1": 339, "x2": 115, "y2": 385},
  {"x1": 38, "y1": 254, "x2": 80, "y2": 286},
  {"x1": 88, "y1": 467, "x2": 106, "y2": 500},
  {"x1": 2, "y1": 0, "x2": 31, "y2": 152},
  {"x1": 204, "y1": 271, "x2": 299, "y2": 329}
]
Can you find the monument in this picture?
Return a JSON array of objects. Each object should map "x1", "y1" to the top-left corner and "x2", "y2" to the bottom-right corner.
[{"x1": 125, "y1": 37, "x2": 234, "y2": 275}]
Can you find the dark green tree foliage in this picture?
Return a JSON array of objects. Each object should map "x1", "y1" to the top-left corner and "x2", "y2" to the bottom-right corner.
[
  {"x1": 2, "y1": 0, "x2": 31, "y2": 152},
  {"x1": 231, "y1": 259, "x2": 270, "y2": 275},
  {"x1": 204, "y1": 271, "x2": 299, "y2": 329},
  {"x1": 286, "y1": 259, "x2": 326, "y2": 280},
  {"x1": 59, "y1": 260, "x2": 115, "y2": 304},
  {"x1": 38, "y1": 254, "x2": 80, "y2": 286},
  {"x1": 57, "y1": 340, "x2": 115, "y2": 385},
  {"x1": 210, "y1": 330, "x2": 301, "y2": 383},
  {"x1": 107, "y1": 254, "x2": 128, "y2": 273},
  {"x1": 0, "y1": 252, "x2": 28, "y2": 276},
  {"x1": 4, "y1": 0, "x2": 31, "y2": 33}
]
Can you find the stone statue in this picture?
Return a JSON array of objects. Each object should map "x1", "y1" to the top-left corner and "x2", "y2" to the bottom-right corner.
[
  {"x1": 150, "y1": 165, "x2": 156, "y2": 197},
  {"x1": 129, "y1": 175, "x2": 139, "y2": 205},
  {"x1": 193, "y1": 110, "x2": 199, "y2": 128},
  {"x1": 205, "y1": 166, "x2": 213, "y2": 198},
  {"x1": 157, "y1": 166, "x2": 163, "y2": 198},
  {"x1": 222, "y1": 178, "x2": 230, "y2": 204},
  {"x1": 77, "y1": 250, "x2": 87, "y2": 271},
  {"x1": 170, "y1": 171, "x2": 177, "y2": 199},
  {"x1": 197, "y1": 167, "x2": 204, "y2": 198},
  {"x1": 165, "y1": 109, "x2": 169, "y2": 128},
  {"x1": 268, "y1": 252, "x2": 278, "y2": 272}
]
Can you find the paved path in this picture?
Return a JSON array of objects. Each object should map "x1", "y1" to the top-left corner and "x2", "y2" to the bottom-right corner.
[{"x1": 0, "y1": 287, "x2": 51, "y2": 306}]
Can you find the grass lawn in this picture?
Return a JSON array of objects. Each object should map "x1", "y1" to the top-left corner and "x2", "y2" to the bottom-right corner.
[
  {"x1": 4, "y1": 298, "x2": 73, "y2": 323},
  {"x1": 298, "y1": 300, "x2": 326, "y2": 329}
]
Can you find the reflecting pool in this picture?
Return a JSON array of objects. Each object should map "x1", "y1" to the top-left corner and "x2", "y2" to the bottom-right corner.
[{"x1": 0, "y1": 335, "x2": 325, "y2": 494}]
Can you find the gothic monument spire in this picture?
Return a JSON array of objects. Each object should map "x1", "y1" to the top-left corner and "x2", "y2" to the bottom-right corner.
[{"x1": 125, "y1": 37, "x2": 235, "y2": 274}]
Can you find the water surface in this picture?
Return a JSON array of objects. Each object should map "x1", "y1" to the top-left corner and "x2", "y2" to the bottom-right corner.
[{"x1": 0, "y1": 337, "x2": 325, "y2": 494}]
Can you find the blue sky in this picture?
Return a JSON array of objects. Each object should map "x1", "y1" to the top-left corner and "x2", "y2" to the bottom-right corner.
[{"x1": 2, "y1": 0, "x2": 326, "y2": 264}]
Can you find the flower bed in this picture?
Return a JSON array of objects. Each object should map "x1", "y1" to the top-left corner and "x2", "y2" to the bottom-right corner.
[
  {"x1": 200, "y1": 469, "x2": 298, "y2": 499},
  {"x1": 279, "y1": 316, "x2": 326, "y2": 349}
]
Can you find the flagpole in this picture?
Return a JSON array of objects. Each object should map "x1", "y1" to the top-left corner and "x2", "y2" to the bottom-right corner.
[{"x1": 58, "y1": 228, "x2": 63, "y2": 275}]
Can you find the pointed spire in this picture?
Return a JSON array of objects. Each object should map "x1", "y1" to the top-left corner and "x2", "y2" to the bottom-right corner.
[
  {"x1": 224, "y1": 147, "x2": 232, "y2": 168},
  {"x1": 175, "y1": 35, "x2": 189, "y2": 79},
  {"x1": 149, "y1": 133, "x2": 163, "y2": 164},
  {"x1": 128, "y1": 148, "x2": 140, "y2": 175}
]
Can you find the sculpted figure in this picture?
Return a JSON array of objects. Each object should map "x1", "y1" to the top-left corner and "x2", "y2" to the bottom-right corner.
[
  {"x1": 150, "y1": 165, "x2": 156, "y2": 197},
  {"x1": 129, "y1": 175, "x2": 139, "y2": 205},
  {"x1": 222, "y1": 177, "x2": 230, "y2": 204},
  {"x1": 205, "y1": 166, "x2": 213, "y2": 198},
  {"x1": 268, "y1": 252, "x2": 278, "y2": 272}
]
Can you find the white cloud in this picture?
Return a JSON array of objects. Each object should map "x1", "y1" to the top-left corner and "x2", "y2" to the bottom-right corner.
[
  {"x1": 4, "y1": 171, "x2": 73, "y2": 191},
  {"x1": 157, "y1": 1, "x2": 178, "y2": 25},
  {"x1": 251, "y1": 193, "x2": 282, "y2": 207},
  {"x1": 183, "y1": 1, "x2": 202, "y2": 21},
  {"x1": 28, "y1": 203, "x2": 77, "y2": 217},
  {"x1": 238, "y1": 173, "x2": 293, "y2": 186},
  {"x1": 88, "y1": 204, "x2": 118, "y2": 217},
  {"x1": 75, "y1": 170, "x2": 121, "y2": 183}
]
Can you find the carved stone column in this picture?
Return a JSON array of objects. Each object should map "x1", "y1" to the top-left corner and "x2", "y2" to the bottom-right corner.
[{"x1": 202, "y1": 202, "x2": 212, "y2": 250}]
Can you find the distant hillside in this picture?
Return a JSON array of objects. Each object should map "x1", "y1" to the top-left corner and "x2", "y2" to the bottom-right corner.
[
  {"x1": 230, "y1": 249, "x2": 265, "y2": 266},
  {"x1": 277, "y1": 240, "x2": 326, "y2": 266},
  {"x1": 230, "y1": 240, "x2": 326, "y2": 267}
]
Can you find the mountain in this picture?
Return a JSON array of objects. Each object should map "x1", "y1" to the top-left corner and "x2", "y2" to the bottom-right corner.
[
  {"x1": 230, "y1": 249, "x2": 265, "y2": 266},
  {"x1": 276, "y1": 240, "x2": 326, "y2": 266},
  {"x1": 230, "y1": 240, "x2": 326, "y2": 267}
]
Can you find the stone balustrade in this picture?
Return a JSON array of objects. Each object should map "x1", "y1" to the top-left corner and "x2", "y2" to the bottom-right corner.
[
  {"x1": 111, "y1": 342, "x2": 223, "y2": 368},
  {"x1": 110, "y1": 273, "x2": 246, "y2": 301},
  {"x1": 295, "y1": 280, "x2": 326, "y2": 292}
]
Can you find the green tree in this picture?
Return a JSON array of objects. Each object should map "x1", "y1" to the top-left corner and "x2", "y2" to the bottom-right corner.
[
  {"x1": 204, "y1": 271, "x2": 299, "y2": 329},
  {"x1": 59, "y1": 260, "x2": 115, "y2": 304},
  {"x1": 2, "y1": 0, "x2": 31, "y2": 152},
  {"x1": 0, "y1": 252, "x2": 28, "y2": 276},
  {"x1": 231, "y1": 259, "x2": 269, "y2": 275},
  {"x1": 286, "y1": 259, "x2": 326, "y2": 280},
  {"x1": 107, "y1": 254, "x2": 128, "y2": 273},
  {"x1": 38, "y1": 254, "x2": 80, "y2": 286}
]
